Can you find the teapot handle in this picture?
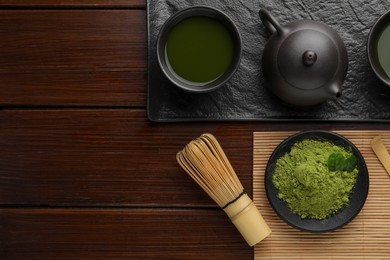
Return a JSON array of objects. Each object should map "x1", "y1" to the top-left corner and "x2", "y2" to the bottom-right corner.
[{"x1": 259, "y1": 9, "x2": 284, "y2": 35}]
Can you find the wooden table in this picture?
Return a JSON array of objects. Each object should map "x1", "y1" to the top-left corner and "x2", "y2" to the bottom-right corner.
[{"x1": 1, "y1": 1, "x2": 390, "y2": 259}]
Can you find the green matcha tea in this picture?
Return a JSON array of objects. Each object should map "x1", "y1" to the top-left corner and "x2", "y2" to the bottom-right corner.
[
  {"x1": 377, "y1": 24, "x2": 390, "y2": 78},
  {"x1": 273, "y1": 139, "x2": 358, "y2": 220},
  {"x1": 165, "y1": 16, "x2": 234, "y2": 83}
]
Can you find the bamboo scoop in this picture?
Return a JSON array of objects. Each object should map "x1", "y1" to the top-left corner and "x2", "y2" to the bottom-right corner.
[
  {"x1": 177, "y1": 133, "x2": 271, "y2": 246},
  {"x1": 371, "y1": 136, "x2": 390, "y2": 176}
]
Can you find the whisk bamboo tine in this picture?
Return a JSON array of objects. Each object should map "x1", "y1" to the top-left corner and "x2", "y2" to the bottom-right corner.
[
  {"x1": 177, "y1": 133, "x2": 271, "y2": 246},
  {"x1": 178, "y1": 145, "x2": 224, "y2": 205},
  {"x1": 202, "y1": 134, "x2": 243, "y2": 191},
  {"x1": 200, "y1": 135, "x2": 242, "y2": 192}
]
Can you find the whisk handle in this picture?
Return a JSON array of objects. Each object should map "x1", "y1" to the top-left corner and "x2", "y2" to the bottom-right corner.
[{"x1": 223, "y1": 193, "x2": 271, "y2": 246}]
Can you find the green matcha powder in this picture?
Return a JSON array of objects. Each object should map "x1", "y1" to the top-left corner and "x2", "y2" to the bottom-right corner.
[{"x1": 273, "y1": 139, "x2": 358, "y2": 220}]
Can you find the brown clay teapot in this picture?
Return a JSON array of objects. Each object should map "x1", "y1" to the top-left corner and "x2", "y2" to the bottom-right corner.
[{"x1": 259, "y1": 9, "x2": 348, "y2": 106}]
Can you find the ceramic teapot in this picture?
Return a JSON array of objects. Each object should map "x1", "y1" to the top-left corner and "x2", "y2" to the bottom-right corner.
[{"x1": 259, "y1": 9, "x2": 348, "y2": 106}]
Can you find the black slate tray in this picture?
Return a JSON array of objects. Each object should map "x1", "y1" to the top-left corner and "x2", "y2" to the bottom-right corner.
[{"x1": 147, "y1": 0, "x2": 390, "y2": 122}]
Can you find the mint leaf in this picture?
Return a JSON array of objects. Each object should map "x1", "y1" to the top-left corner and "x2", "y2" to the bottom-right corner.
[
  {"x1": 344, "y1": 155, "x2": 357, "y2": 172},
  {"x1": 327, "y1": 152, "x2": 346, "y2": 171},
  {"x1": 328, "y1": 152, "x2": 357, "y2": 172}
]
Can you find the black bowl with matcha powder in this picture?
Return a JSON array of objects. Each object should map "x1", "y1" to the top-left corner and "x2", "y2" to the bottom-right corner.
[{"x1": 265, "y1": 130, "x2": 369, "y2": 232}]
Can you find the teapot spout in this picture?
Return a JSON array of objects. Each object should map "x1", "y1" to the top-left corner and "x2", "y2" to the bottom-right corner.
[{"x1": 327, "y1": 84, "x2": 341, "y2": 100}]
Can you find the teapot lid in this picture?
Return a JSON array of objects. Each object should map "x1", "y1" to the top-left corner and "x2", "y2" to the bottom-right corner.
[{"x1": 277, "y1": 27, "x2": 339, "y2": 90}]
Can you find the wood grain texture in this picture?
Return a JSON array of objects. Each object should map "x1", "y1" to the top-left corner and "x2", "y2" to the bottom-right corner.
[
  {"x1": 0, "y1": 0, "x2": 145, "y2": 8},
  {"x1": 0, "y1": 10, "x2": 146, "y2": 106},
  {"x1": 2, "y1": 109, "x2": 390, "y2": 207},
  {"x1": 0, "y1": 109, "x2": 254, "y2": 206},
  {"x1": 0, "y1": 208, "x2": 251, "y2": 259}
]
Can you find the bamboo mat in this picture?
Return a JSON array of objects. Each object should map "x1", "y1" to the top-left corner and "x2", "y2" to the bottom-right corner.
[{"x1": 253, "y1": 130, "x2": 390, "y2": 259}]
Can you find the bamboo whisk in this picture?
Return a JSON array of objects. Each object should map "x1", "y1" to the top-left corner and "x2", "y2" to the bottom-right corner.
[{"x1": 177, "y1": 133, "x2": 271, "y2": 246}]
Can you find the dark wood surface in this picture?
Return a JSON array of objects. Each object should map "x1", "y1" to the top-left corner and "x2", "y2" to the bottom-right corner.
[{"x1": 1, "y1": 1, "x2": 390, "y2": 259}]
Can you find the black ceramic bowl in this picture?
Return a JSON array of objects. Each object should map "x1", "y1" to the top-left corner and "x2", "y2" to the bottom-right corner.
[
  {"x1": 156, "y1": 6, "x2": 242, "y2": 93},
  {"x1": 265, "y1": 130, "x2": 369, "y2": 232},
  {"x1": 367, "y1": 10, "x2": 390, "y2": 87}
]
